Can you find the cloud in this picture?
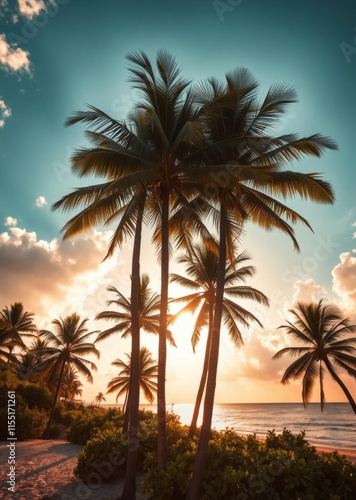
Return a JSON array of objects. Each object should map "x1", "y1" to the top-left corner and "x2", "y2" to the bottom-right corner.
[
  {"x1": 35, "y1": 195, "x2": 47, "y2": 207},
  {"x1": 4, "y1": 216, "x2": 17, "y2": 227},
  {"x1": 332, "y1": 250, "x2": 356, "y2": 310},
  {"x1": 18, "y1": 0, "x2": 45, "y2": 19},
  {"x1": 0, "y1": 33, "x2": 31, "y2": 73},
  {"x1": 0, "y1": 222, "x2": 128, "y2": 324},
  {"x1": 292, "y1": 279, "x2": 327, "y2": 304},
  {"x1": 0, "y1": 99, "x2": 11, "y2": 128}
]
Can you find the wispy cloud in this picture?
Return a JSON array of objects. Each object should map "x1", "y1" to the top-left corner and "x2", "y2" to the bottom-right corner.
[
  {"x1": 0, "y1": 99, "x2": 11, "y2": 128},
  {"x1": 17, "y1": 0, "x2": 45, "y2": 20},
  {"x1": 35, "y1": 195, "x2": 47, "y2": 207},
  {"x1": 0, "y1": 33, "x2": 31, "y2": 73}
]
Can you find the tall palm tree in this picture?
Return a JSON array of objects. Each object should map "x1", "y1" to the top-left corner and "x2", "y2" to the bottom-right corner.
[
  {"x1": 170, "y1": 240, "x2": 268, "y2": 437},
  {"x1": 187, "y1": 73, "x2": 336, "y2": 498},
  {"x1": 0, "y1": 303, "x2": 37, "y2": 360},
  {"x1": 94, "y1": 391, "x2": 106, "y2": 406},
  {"x1": 273, "y1": 300, "x2": 356, "y2": 413},
  {"x1": 52, "y1": 51, "x2": 207, "y2": 495},
  {"x1": 38, "y1": 313, "x2": 100, "y2": 439},
  {"x1": 107, "y1": 347, "x2": 158, "y2": 411}
]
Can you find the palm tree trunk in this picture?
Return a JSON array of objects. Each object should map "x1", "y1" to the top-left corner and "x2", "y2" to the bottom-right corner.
[
  {"x1": 157, "y1": 185, "x2": 169, "y2": 468},
  {"x1": 324, "y1": 358, "x2": 356, "y2": 414},
  {"x1": 189, "y1": 295, "x2": 214, "y2": 439},
  {"x1": 43, "y1": 359, "x2": 66, "y2": 439},
  {"x1": 122, "y1": 390, "x2": 131, "y2": 434},
  {"x1": 187, "y1": 205, "x2": 228, "y2": 499},
  {"x1": 121, "y1": 198, "x2": 144, "y2": 500}
]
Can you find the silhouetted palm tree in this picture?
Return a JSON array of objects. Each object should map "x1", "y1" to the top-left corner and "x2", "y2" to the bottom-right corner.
[
  {"x1": 187, "y1": 72, "x2": 336, "y2": 498},
  {"x1": 273, "y1": 300, "x2": 356, "y2": 413},
  {"x1": 94, "y1": 391, "x2": 106, "y2": 406},
  {"x1": 107, "y1": 347, "x2": 158, "y2": 412},
  {"x1": 0, "y1": 303, "x2": 37, "y2": 361},
  {"x1": 39, "y1": 313, "x2": 99, "y2": 438},
  {"x1": 171, "y1": 240, "x2": 268, "y2": 437}
]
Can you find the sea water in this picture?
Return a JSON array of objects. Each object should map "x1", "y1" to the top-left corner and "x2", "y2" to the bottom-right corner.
[{"x1": 125, "y1": 403, "x2": 355, "y2": 450}]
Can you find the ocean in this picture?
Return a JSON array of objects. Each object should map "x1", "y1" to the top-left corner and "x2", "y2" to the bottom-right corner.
[{"x1": 131, "y1": 402, "x2": 356, "y2": 450}]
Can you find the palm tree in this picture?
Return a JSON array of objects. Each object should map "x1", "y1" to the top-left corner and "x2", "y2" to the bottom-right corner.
[
  {"x1": 95, "y1": 274, "x2": 176, "y2": 347},
  {"x1": 170, "y1": 240, "x2": 268, "y2": 437},
  {"x1": 38, "y1": 313, "x2": 100, "y2": 438},
  {"x1": 273, "y1": 300, "x2": 356, "y2": 413},
  {"x1": 0, "y1": 303, "x2": 37, "y2": 361},
  {"x1": 187, "y1": 73, "x2": 336, "y2": 498},
  {"x1": 61, "y1": 367, "x2": 84, "y2": 400},
  {"x1": 107, "y1": 347, "x2": 158, "y2": 412},
  {"x1": 96, "y1": 274, "x2": 175, "y2": 433},
  {"x1": 94, "y1": 391, "x2": 106, "y2": 406},
  {"x1": 51, "y1": 51, "x2": 207, "y2": 495}
]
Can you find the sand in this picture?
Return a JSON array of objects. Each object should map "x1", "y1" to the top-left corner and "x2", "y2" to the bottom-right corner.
[
  {"x1": 0, "y1": 440, "x2": 146, "y2": 500},
  {"x1": 0, "y1": 439, "x2": 355, "y2": 499}
]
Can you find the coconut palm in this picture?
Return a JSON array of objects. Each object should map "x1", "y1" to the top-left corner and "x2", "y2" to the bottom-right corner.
[
  {"x1": 0, "y1": 303, "x2": 37, "y2": 361},
  {"x1": 94, "y1": 391, "x2": 106, "y2": 406},
  {"x1": 61, "y1": 367, "x2": 84, "y2": 400},
  {"x1": 107, "y1": 347, "x2": 158, "y2": 412},
  {"x1": 52, "y1": 52, "x2": 207, "y2": 496},
  {"x1": 187, "y1": 73, "x2": 336, "y2": 498},
  {"x1": 170, "y1": 240, "x2": 269, "y2": 437},
  {"x1": 38, "y1": 313, "x2": 100, "y2": 438},
  {"x1": 96, "y1": 274, "x2": 176, "y2": 347},
  {"x1": 273, "y1": 300, "x2": 356, "y2": 413}
]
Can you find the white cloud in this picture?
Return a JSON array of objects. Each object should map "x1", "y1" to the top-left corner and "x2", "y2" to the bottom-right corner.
[
  {"x1": 35, "y1": 195, "x2": 47, "y2": 207},
  {"x1": 0, "y1": 222, "x2": 126, "y2": 323},
  {"x1": 4, "y1": 216, "x2": 17, "y2": 227},
  {"x1": 0, "y1": 99, "x2": 11, "y2": 127},
  {"x1": 17, "y1": 0, "x2": 45, "y2": 19},
  {"x1": 332, "y1": 250, "x2": 356, "y2": 310},
  {"x1": 292, "y1": 279, "x2": 327, "y2": 304},
  {"x1": 0, "y1": 33, "x2": 31, "y2": 73}
]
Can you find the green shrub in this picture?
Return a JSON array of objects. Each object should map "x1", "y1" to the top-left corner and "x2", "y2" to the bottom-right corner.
[
  {"x1": 74, "y1": 427, "x2": 127, "y2": 482},
  {"x1": 142, "y1": 428, "x2": 356, "y2": 500},
  {"x1": 66, "y1": 407, "x2": 124, "y2": 445}
]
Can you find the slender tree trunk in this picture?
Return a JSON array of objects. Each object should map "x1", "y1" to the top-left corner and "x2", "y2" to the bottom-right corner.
[
  {"x1": 157, "y1": 185, "x2": 169, "y2": 468},
  {"x1": 122, "y1": 390, "x2": 131, "y2": 434},
  {"x1": 189, "y1": 293, "x2": 214, "y2": 439},
  {"x1": 121, "y1": 198, "x2": 144, "y2": 500},
  {"x1": 43, "y1": 359, "x2": 66, "y2": 439},
  {"x1": 187, "y1": 205, "x2": 228, "y2": 499},
  {"x1": 324, "y1": 358, "x2": 356, "y2": 414}
]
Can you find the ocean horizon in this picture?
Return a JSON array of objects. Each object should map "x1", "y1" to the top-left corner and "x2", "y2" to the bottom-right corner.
[{"x1": 101, "y1": 402, "x2": 356, "y2": 451}]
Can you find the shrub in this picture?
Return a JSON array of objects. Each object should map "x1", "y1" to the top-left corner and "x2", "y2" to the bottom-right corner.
[
  {"x1": 142, "y1": 428, "x2": 356, "y2": 500},
  {"x1": 66, "y1": 407, "x2": 124, "y2": 445},
  {"x1": 74, "y1": 427, "x2": 127, "y2": 482}
]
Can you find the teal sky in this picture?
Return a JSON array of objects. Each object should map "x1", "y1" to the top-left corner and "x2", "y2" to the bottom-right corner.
[{"x1": 1, "y1": 0, "x2": 356, "y2": 404}]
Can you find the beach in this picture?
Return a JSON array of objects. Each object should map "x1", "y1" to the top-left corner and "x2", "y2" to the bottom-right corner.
[{"x1": 0, "y1": 439, "x2": 355, "y2": 499}]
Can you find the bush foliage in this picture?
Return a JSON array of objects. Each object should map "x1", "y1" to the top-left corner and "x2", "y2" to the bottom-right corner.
[{"x1": 71, "y1": 408, "x2": 356, "y2": 500}]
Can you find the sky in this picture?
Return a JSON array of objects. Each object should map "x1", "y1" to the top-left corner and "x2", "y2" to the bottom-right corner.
[{"x1": 0, "y1": 0, "x2": 356, "y2": 406}]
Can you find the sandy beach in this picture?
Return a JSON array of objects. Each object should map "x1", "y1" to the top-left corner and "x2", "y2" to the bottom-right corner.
[{"x1": 0, "y1": 439, "x2": 355, "y2": 499}]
